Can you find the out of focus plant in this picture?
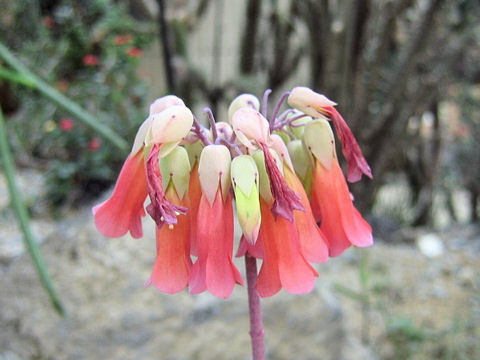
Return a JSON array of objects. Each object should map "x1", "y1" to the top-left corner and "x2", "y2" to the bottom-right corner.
[
  {"x1": 448, "y1": 85, "x2": 480, "y2": 222},
  {"x1": 2, "y1": 0, "x2": 154, "y2": 206}
]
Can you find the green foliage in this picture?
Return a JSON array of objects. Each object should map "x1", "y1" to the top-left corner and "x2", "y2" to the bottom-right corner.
[{"x1": 4, "y1": 0, "x2": 154, "y2": 206}]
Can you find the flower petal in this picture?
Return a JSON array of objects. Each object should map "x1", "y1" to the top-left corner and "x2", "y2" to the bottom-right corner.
[
  {"x1": 93, "y1": 151, "x2": 147, "y2": 238},
  {"x1": 146, "y1": 186, "x2": 191, "y2": 294},
  {"x1": 325, "y1": 107, "x2": 372, "y2": 182}
]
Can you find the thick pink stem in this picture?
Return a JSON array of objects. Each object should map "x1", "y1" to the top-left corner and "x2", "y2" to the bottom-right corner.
[{"x1": 245, "y1": 255, "x2": 266, "y2": 360}]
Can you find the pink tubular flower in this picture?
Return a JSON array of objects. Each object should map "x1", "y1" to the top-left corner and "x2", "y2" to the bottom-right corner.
[
  {"x1": 60, "y1": 118, "x2": 74, "y2": 131},
  {"x1": 92, "y1": 150, "x2": 147, "y2": 238},
  {"x1": 83, "y1": 54, "x2": 99, "y2": 66},
  {"x1": 146, "y1": 146, "x2": 192, "y2": 294},
  {"x1": 304, "y1": 119, "x2": 373, "y2": 257},
  {"x1": 288, "y1": 86, "x2": 372, "y2": 182},
  {"x1": 284, "y1": 166, "x2": 328, "y2": 263},
  {"x1": 232, "y1": 108, "x2": 304, "y2": 222},
  {"x1": 93, "y1": 95, "x2": 188, "y2": 239},
  {"x1": 189, "y1": 145, "x2": 243, "y2": 298},
  {"x1": 255, "y1": 198, "x2": 318, "y2": 297}
]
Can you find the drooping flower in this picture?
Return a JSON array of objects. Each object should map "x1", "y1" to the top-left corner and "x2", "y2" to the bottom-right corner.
[
  {"x1": 232, "y1": 108, "x2": 304, "y2": 222},
  {"x1": 92, "y1": 149, "x2": 147, "y2": 238},
  {"x1": 144, "y1": 105, "x2": 194, "y2": 228},
  {"x1": 189, "y1": 145, "x2": 243, "y2": 298},
  {"x1": 288, "y1": 86, "x2": 372, "y2": 182},
  {"x1": 255, "y1": 197, "x2": 319, "y2": 297},
  {"x1": 269, "y1": 134, "x2": 328, "y2": 263},
  {"x1": 304, "y1": 119, "x2": 373, "y2": 257},
  {"x1": 249, "y1": 150, "x2": 318, "y2": 297},
  {"x1": 146, "y1": 146, "x2": 192, "y2": 294},
  {"x1": 93, "y1": 95, "x2": 186, "y2": 239}
]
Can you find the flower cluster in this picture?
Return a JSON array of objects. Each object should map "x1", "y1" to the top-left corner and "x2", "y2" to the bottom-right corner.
[{"x1": 93, "y1": 87, "x2": 373, "y2": 298}]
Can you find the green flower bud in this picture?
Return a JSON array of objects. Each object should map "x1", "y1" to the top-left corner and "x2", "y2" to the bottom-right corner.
[
  {"x1": 231, "y1": 155, "x2": 261, "y2": 244},
  {"x1": 287, "y1": 139, "x2": 313, "y2": 195}
]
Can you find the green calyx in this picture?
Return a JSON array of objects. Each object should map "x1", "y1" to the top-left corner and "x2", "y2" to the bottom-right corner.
[
  {"x1": 231, "y1": 155, "x2": 261, "y2": 244},
  {"x1": 303, "y1": 119, "x2": 336, "y2": 170},
  {"x1": 159, "y1": 146, "x2": 191, "y2": 200}
]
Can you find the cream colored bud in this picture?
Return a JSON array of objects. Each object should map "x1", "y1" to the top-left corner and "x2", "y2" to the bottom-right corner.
[
  {"x1": 303, "y1": 119, "x2": 336, "y2": 170},
  {"x1": 227, "y1": 94, "x2": 260, "y2": 123},
  {"x1": 149, "y1": 95, "x2": 185, "y2": 115},
  {"x1": 288, "y1": 87, "x2": 337, "y2": 119},
  {"x1": 149, "y1": 105, "x2": 194, "y2": 145},
  {"x1": 232, "y1": 108, "x2": 271, "y2": 149},
  {"x1": 198, "y1": 145, "x2": 231, "y2": 204}
]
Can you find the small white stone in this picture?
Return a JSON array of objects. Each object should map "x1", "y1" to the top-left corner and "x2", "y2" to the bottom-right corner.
[{"x1": 416, "y1": 233, "x2": 444, "y2": 258}]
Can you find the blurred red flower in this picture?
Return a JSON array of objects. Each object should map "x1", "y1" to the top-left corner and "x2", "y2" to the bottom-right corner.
[
  {"x1": 114, "y1": 34, "x2": 133, "y2": 46},
  {"x1": 83, "y1": 54, "x2": 99, "y2": 66},
  {"x1": 42, "y1": 16, "x2": 55, "y2": 28},
  {"x1": 59, "y1": 118, "x2": 74, "y2": 131},
  {"x1": 89, "y1": 138, "x2": 101, "y2": 151},
  {"x1": 126, "y1": 47, "x2": 143, "y2": 58}
]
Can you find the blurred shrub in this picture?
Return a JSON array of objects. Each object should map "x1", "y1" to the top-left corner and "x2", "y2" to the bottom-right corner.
[{"x1": 3, "y1": 0, "x2": 154, "y2": 207}]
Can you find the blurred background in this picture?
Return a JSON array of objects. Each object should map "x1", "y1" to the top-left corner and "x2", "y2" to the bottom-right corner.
[{"x1": 0, "y1": 0, "x2": 479, "y2": 359}]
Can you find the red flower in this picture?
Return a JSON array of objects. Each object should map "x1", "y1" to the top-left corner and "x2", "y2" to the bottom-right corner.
[
  {"x1": 92, "y1": 150, "x2": 148, "y2": 238},
  {"x1": 255, "y1": 199, "x2": 318, "y2": 297},
  {"x1": 59, "y1": 118, "x2": 74, "y2": 131},
  {"x1": 311, "y1": 158, "x2": 373, "y2": 257},
  {"x1": 88, "y1": 138, "x2": 101, "y2": 151},
  {"x1": 284, "y1": 166, "x2": 328, "y2": 263},
  {"x1": 189, "y1": 145, "x2": 243, "y2": 298},
  {"x1": 146, "y1": 185, "x2": 192, "y2": 294},
  {"x1": 42, "y1": 16, "x2": 55, "y2": 28},
  {"x1": 114, "y1": 34, "x2": 133, "y2": 46},
  {"x1": 83, "y1": 54, "x2": 99, "y2": 66},
  {"x1": 126, "y1": 47, "x2": 143, "y2": 58},
  {"x1": 189, "y1": 190, "x2": 243, "y2": 298}
]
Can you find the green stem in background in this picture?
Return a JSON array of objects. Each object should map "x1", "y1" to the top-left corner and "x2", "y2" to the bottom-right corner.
[
  {"x1": 0, "y1": 108, "x2": 64, "y2": 316},
  {"x1": 0, "y1": 41, "x2": 128, "y2": 152}
]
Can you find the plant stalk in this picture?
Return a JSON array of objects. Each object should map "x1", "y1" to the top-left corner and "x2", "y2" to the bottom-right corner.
[
  {"x1": 0, "y1": 108, "x2": 64, "y2": 315},
  {"x1": 245, "y1": 254, "x2": 266, "y2": 360}
]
